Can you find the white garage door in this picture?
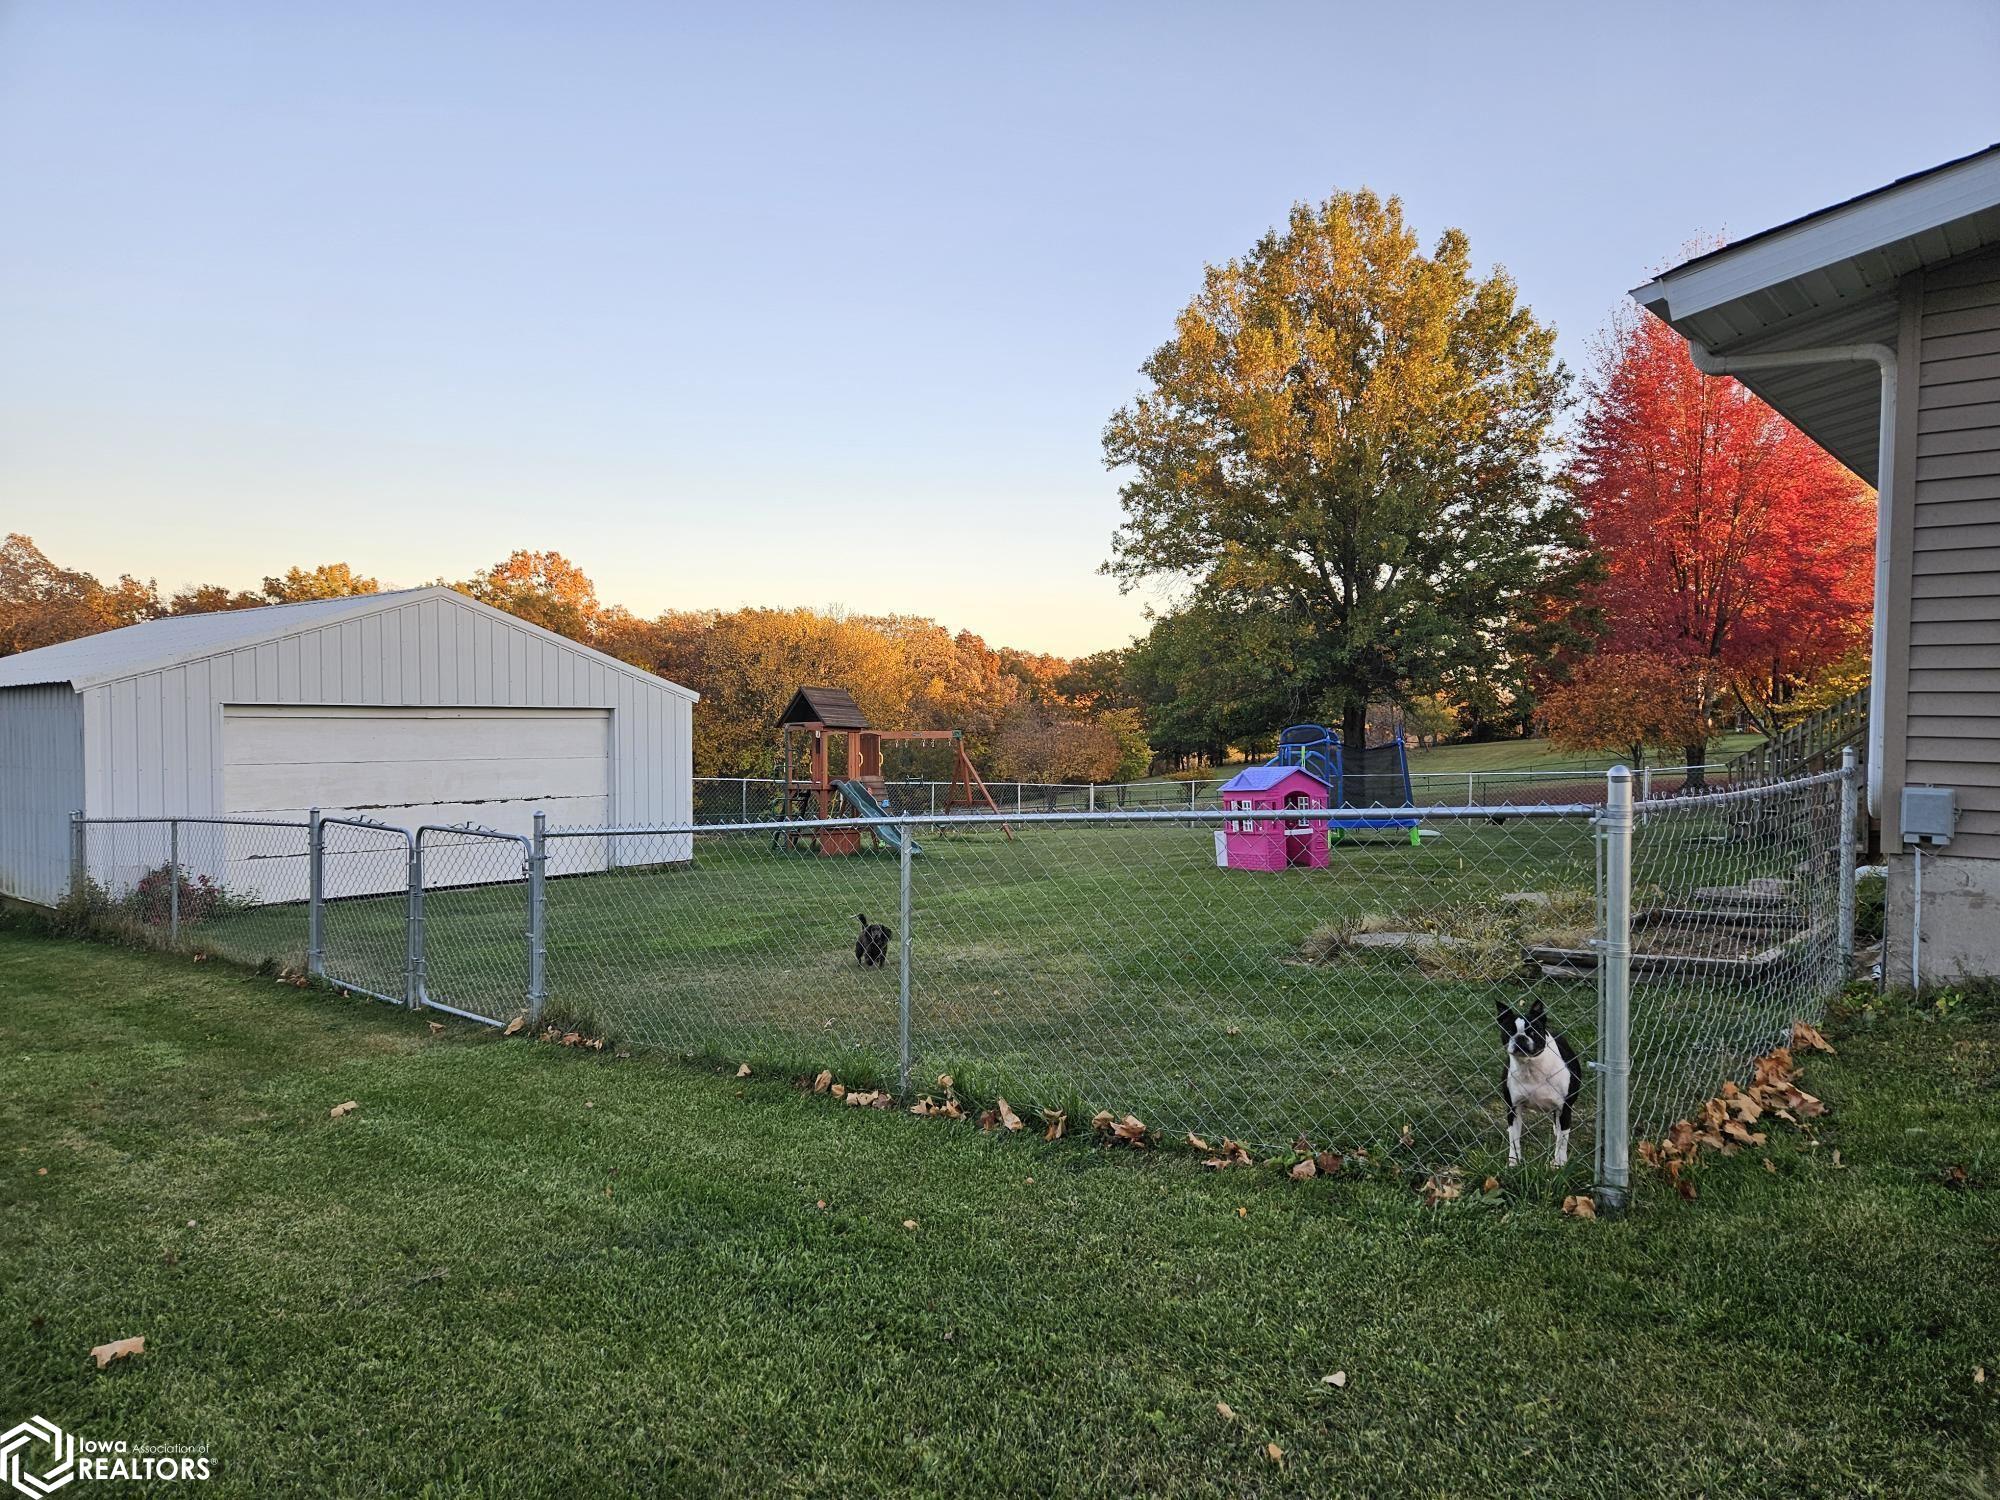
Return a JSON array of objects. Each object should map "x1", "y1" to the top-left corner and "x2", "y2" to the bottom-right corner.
[{"x1": 219, "y1": 706, "x2": 611, "y2": 898}]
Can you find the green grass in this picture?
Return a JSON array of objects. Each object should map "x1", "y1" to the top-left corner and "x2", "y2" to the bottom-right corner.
[
  {"x1": 105, "y1": 807, "x2": 1839, "y2": 1164},
  {"x1": 2, "y1": 927, "x2": 1995, "y2": 1497}
]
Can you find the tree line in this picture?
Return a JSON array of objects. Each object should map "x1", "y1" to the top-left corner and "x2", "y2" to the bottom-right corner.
[{"x1": 0, "y1": 534, "x2": 1150, "y2": 783}]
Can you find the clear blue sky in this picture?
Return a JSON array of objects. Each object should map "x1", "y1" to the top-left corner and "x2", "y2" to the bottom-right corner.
[{"x1": 3, "y1": 1, "x2": 1995, "y2": 654}]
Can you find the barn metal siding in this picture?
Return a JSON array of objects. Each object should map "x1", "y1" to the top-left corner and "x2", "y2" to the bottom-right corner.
[
  {"x1": 74, "y1": 593, "x2": 692, "y2": 830},
  {"x1": 0, "y1": 684, "x2": 85, "y2": 905},
  {"x1": 1898, "y1": 247, "x2": 2000, "y2": 858}
]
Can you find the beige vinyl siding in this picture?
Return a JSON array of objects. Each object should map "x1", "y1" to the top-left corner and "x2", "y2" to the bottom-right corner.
[{"x1": 1907, "y1": 248, "x2": 2000, "y2": 854}]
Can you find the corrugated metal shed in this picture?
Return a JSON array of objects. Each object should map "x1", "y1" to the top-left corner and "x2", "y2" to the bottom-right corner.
[{"x1": 0, "y1": 587, "x2": 698, "y2": 905}]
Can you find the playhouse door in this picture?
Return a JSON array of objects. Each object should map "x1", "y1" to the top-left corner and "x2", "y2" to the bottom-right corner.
[{"x1": 1283, "y1": 792, "x2": 1314, "y2": 866}]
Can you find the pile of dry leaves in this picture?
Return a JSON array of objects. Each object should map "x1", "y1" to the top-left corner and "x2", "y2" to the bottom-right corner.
[{"x1": 1636, "y1": 1021, "x2": 1834, "y2": 1199}]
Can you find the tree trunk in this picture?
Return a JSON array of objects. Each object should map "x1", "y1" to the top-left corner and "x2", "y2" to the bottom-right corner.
[
  {"x1": 1341, "y1": 702, "x2": 1368, "y2": 757},
  {"x1": 1683, "y1": 742, "x2": 1706, "y2": 791}
]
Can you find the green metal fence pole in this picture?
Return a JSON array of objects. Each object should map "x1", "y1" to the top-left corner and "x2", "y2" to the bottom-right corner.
[
  {"x1": 69, "y1": 811, "x2": 84, "y2": 899},
  {"x1": 1594, "y1": 766, "x2": 1634, "y2": 1216}
]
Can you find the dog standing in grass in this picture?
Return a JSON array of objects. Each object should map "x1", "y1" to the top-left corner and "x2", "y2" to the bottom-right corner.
[
  {"x1": 853, "y1": 914, "x2": 892, "y2": 969},
  {"x1": 1498, "y1": 997, "x2": 1582, "y2": 1166}
]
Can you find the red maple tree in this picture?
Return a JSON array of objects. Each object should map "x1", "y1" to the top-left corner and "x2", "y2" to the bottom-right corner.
[{"x1": 1566, "y1": 313, "x2": 1876, "y2": 774}]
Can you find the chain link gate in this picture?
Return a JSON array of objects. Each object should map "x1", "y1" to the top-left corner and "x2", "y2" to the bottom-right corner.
[
  {"x1": 411, "y1": 824, "x2": 542, "y2": 1026},
  {"x1": 311, "y1": 813, "x2": 418, "y2": 1008}
]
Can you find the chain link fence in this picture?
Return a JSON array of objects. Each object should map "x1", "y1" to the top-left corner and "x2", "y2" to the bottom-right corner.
[
  {"x1": 696, "y1": 765, "x2": 1737, "y2": 823},
  {"x1": 59, "y1": 761, "x2": 1855, "y2": 1200}
]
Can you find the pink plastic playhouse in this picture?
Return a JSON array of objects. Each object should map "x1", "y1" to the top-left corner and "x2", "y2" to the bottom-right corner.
[{"x1": 1218, "y1": 764, "x2": 1331, "y2": 871}]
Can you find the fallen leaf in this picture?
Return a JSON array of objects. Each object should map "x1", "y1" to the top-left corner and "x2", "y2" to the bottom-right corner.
[
  {"x1": 1236, "y1": 1206, "x2": 1247, "y2": 1218},
  {"x1": 735, "y1": 1063, "x2": 752, "y2": 1078},
  {"x1": 978, "y1": 1108, "x2": 998, "y2": 1132},
  {"x1": 1111, "y1": 1114, "x2": 1148, "y2": 1147},
  {"x1": 1187, "y1": 1132, "x2": 1212, "y2": 1152},
  {"x1": 1561, "y1": 1194, "x2": 1597, "y2": 1220},
  {"x1": 1041, "y1": 1109, "x2": 1067, "y2": 1142},
  {"x1": 1090, "y1": 1110, "x2": 1116, "y2": 1134},
  {"x1": 1791, "y1": 1021, "x2": 1836, "y2": 1055},
  {"x1": 1292, "y1": 1134, "x2": 1313, "y2": 1156},
  {"x1": 1289, "y1": 1157, "x2": 1317, "y2": 1181},
  {"x1": 936, "y1": 1073, "x2": 954, "y2": 1091},
  {"x1": 1763, "y1": 1158, "x2": 1777, "y2": 1174},
  {"x1": 561, "y1": 1031, "x2": 581, "y2": 1047},
  {"x1": 1482, "y1": 1175, "x2": 1500, "y2": 1194},
  {"x1": 995, "y1": 1098, "x2": 1024, "y2": 1133},
  {"x1": 909, "y1": 1097, "x2": 935, "y2": 1117},
  {"x1": 427, "y1": 1021, "x2": 444, "y2": 1037},
  {"x1": 815, "y1": 1199, "x2": 827, "y2": 1210},
  {"x1": 1419, "y1": 1174, "x2": 1462, "y2": 1206},
  {"x1": 329, "y1": 1100, "x2": 359, "y2": 1119},
  {"x1": 1832, "y1": 1150, "x2": 1845, "y2": 1169},
  {"x1": 1225, "y1": 1025, "x2": 1241, "y2": 1037},
  {"x1": 1318, "y1": 1151, "x2": 1346, "y2": 1177},
  {"x1": 36, "y1": 1167, "x2": 47, "y2": 1177},
  {"x1": 813, "y1": 1070, "x2": 833, "y2": 1094},
  {"x1": 939, "y1": 1099, "x2": 964, "y2": 1120},
  {"x1": 1215, "y1": 1401, "x2": 1238, "y2": 1421},
  {"x1": 1399, "y1": 1123, "x2": 1415, "y2": 1149},
  {"x1": 1323, "y1": 1370, "x2": 1348, "y2": 1388},
  {"x1": 1976, "y1": 1366, "x2": 1987, "y2": 1385},
  {"x1": 830, "y1": 1084, "x2": 846, "y2": 1100},
  {"x1": 901, "y1": 1219, "x2": 917, "y2": 1231},
  {"x1": 90, "y1": 1336, "x2": 144, "y2": 1369},
  {"x1": 1264, "y1": 1442, "x2": 1284, "y2": 1468},
  {"x1": 501, "y1": 1015, "x2": 525, "y2": 1036}
]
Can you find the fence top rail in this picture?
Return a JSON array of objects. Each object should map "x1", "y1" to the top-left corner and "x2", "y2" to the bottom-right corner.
[
  {"x1": 318, "y1": 814, "x2": 415, "y2": 845},
  {"x1": 1634, "y1": 765, "x2": 1847, "y2": 814},
  {"x1": 73, "y1": 814, "x2": 312, "y2": 831},
  {"x1": 547, "y1": 802, "x2": 1604, "y2": 838},
  {"x1": 415, "y1": 822, "x2": 530, "y2": 849}
]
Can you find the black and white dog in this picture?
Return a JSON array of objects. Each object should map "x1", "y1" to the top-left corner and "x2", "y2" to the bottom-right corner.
[
  {"x1": 1498, "y1": 998, "x2": 1583, "y2": 1166},
  {"x1": 853, "y1": 913, "x2": 892, "y2": 969}
]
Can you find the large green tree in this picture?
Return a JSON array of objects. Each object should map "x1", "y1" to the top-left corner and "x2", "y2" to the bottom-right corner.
[{"x1": 1102, "y1": 190, "x2": 1579, "y2": 751}]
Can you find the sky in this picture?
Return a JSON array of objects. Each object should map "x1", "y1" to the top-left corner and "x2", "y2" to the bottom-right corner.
[{"x1": 2, "y1": 2, "x2": 1996, "y2": 656}]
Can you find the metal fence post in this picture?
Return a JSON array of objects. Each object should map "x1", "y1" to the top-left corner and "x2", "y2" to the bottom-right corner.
[
  {"x1": 740, "y1": 778, "x2": 748, "y2": 822},
  {"x1": 405, "y1": 835, "x2": 425, "y2": 1011},
  {"x1": 1594, "y1": 766, "x2": 1635, "y2": 1216},
  {"x1": 306, "y1": 807, "x2": 325, "y2": 978},
  {"x1": 1640, "y1": 765, "x2": 1653, "y2": 802},
  {"x1": 1838, "y1": 746, "x2": 1858, "y2": 970},
  {"x1": 69, "y1": 811, "x2": 85, "y2": 899},
  {"x1": 168, "y1": 819, "x2": 181, "y2": 946},
  {"x1": 898, "y1": 825, "x2": 913, "y2": 1096},
  {"x1": 527, "y1": 811, "x2": 549, "y2": 1025}
]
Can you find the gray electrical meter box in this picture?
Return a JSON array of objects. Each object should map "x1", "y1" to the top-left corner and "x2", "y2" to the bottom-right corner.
[{"x1": 1901, "y1": 786, "x2": 1958, "y2": 847}]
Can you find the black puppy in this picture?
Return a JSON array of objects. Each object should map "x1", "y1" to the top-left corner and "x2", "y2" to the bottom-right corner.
[
  {"x1": 853, "y1": 913, "x2": 892, "y2": 968},
  {"x1": 1497, "y1": 997, "x2": 1582, "y2": 1166}
]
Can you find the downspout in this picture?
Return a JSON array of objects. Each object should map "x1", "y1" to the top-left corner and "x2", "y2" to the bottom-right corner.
[{"x1": 1685, "y1": 341, "x2": 1896, "y2": 816}]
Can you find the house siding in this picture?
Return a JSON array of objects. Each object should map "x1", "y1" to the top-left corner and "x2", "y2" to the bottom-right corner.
[
  {"x1": 1903, "y1": 246, "x2": 2000, "y2": 857},
  {"x1": 0, "y1": 685, "x2": 85, "y2": 906}
]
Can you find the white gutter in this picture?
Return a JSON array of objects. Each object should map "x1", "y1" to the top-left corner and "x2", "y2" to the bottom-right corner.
[{"x1": 1685, "y1": 341, "x2": 1896, "y2": 817}]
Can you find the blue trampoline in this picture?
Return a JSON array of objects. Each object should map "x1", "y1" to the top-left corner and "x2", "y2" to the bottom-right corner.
[{"x1": 1266, "y1": 723, "x2": 1423, "y2": 845}]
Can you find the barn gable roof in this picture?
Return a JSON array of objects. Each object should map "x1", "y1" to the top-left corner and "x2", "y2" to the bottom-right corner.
[
  {"x1": 777, "y1": 686, "x2": 869, "y2": 729},
  {"x1": 0, "y1": 585, "x2": 697, "y2": 700}
]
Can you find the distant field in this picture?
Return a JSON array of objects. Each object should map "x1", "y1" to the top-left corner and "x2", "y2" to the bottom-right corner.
[{"x1": 1168, "y1": 732, "x2": 1768, "y2": 782}]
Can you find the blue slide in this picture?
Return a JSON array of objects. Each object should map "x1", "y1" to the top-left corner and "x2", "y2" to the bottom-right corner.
[{"x1": 836, "y1": 781, "x2": 920, "y2": 855}]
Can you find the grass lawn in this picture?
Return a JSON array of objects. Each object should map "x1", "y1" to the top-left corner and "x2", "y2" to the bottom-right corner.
[
  {"x1": 1161, "y1": 732, "x2": 1768, "y2": 782},
  {"x1": 115, "y1": 798, "x2": 1843, "y2": 1164},
  {"x1": 2, "y1": 925, "x2": 1995, "y2": 1496}
]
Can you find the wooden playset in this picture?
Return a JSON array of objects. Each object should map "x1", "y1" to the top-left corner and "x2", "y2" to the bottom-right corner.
[{"x1": 771, "y1": 686, "x2": 1011, "y2": 855}]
